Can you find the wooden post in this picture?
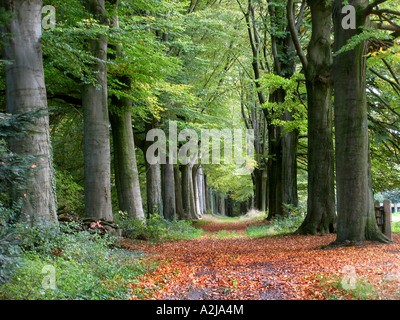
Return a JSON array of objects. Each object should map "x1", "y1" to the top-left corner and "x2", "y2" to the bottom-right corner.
[{"x1": 383, "y1": 200, "x2": 392, "y2": 241}]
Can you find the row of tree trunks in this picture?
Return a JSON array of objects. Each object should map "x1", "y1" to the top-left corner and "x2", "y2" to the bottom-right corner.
[{"x1": 240, "y1": 0, "x2": 299, "y2": 219}]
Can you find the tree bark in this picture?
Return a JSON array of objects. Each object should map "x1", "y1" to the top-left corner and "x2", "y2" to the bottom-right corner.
[
  {"x1": 146, "y1": 161, "x2": 163, "y2": 217},
  {"x1": 110, "y1": 110, "x2": 145, "y2": 220},
  {"x1": 332, "y1": 0, "x2": 390, "y2": 243},
  {"x1": 1, "y1": 0, "x2": 57, "y2": 225},
  {"x1": 204, "y1": 174, "x2": 211, "y2": 214},
  {"x1": 219, "y1": 193, "x2": 225, "y2": 216},
  {"x1": 266, "y1": 117, "x2": 283, "y2": 219},
  {"x1": 294, "y1": 0, "x2": 336, "y2": 235},
  {"x1": 174, "y1": 166, "x2": 185, "y2": 219},
  {"x1": 109, "y1": 5, "x2": 145, "y2": 221},
  {"x1": 82, "y1": 0, "x2": 113, "y2": 221},
  {"x1": 161, "y1": 160, "x2": 176, "y2": 220},
  {"x1": 143, "y1": 121, "x2": 163, "y2": 217},
  {"x1": 181, "y1": 164, "x2": 198, "y2": 219}
]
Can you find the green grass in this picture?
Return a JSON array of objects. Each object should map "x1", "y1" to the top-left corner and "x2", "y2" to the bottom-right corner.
[
  {"x1": 246, "y1": 213, "x2": 305, "y2": 238},
  {"x1": 115, "y1": 212, "x2": 204, "y2": 242},
  {"x1": 317, "y1": 274, "x2": 379, "y2": 300},
  {"x1": 393, "y1": 221, "x2": 400, "y2": 233},
  {"x1": 211, "y1": 230, "x2": 243, "y2": 239}
]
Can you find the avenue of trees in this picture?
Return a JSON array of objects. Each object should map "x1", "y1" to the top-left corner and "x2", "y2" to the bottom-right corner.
[{"x1": 1, "y1": 0, "x2": 400, "y2": 244}]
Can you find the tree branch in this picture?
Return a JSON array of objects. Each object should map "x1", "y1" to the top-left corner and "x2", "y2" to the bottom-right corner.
[
  {"x1": 287, "y1": 0, "x2": 308, "y2": 70},
  {"x1": 364, "y1": 0, "x2": 388, "y2": 16}
]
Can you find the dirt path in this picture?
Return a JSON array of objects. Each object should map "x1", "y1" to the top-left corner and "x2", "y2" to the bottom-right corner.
[{"x1": 128, "y1": 217, "x2": 400, "y2": 300}]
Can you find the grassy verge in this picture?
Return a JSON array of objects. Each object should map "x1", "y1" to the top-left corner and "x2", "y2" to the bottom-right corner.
[
  {"x1": 0, "y1": 213, "x2": 203, "y2": 300},
  {"x1": 0, "y1": 221, "x2": 155, "y2": 300},
  {"x1": 246, "y1": 213, "x2": 304, "y2": 238}
]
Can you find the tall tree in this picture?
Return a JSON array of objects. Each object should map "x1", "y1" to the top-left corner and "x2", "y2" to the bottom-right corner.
[
  {"x1": 161, "y1": 158, "x2": 176, "y2": 220},
  {"x1": 109, "y1": 2, "x2": 145, "y2": 220},
  {"x1": 332, "y1": 0, "x2": 389, "y2": 243},
  {"x1": 1, "y1": 0, "x2": 57, "y2": 225},
  {"x1": 288, "y1": 0, "x2": 336, "y2": 234},
  {"x1": 82, "y1": 0, "x2": 113, "y2": 221}
]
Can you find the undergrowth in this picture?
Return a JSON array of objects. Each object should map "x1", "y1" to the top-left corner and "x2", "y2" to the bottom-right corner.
[
  {"x1": 114, "y1": 211, "x2": 204, "y2": 242},
  {"x1": 0, "y1": 219, "x2": 156, "y2": 300}
]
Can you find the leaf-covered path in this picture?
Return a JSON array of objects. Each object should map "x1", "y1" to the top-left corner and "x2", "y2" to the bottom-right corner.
[{"x1": 127, "y1": 217, "x2": 400, "y2": 300}]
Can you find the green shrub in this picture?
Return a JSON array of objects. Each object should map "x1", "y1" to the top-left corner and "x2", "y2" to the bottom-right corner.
[
  {"x1": 115, "y1": 211, "x2": 203, "y2": 241},
  {"x1": 392, "y1": 221, "x2": 400, "y2": 233},
  {"x1": 55, "y1": 170, "x2": 84, "y2": 216},
  {"x1": 0, "y1": 200, "x2": 23, "y2": 285},
  {"x1": 0, "y1": 222, "x2": 152, "y2": 300}
]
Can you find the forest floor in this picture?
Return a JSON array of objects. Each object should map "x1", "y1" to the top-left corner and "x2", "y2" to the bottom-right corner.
[{"x1": 126, "y1": 215, "x2": 400, "y2": 300}]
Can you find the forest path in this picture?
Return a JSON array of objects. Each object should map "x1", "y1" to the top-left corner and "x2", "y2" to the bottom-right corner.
[{"x1": 129, "y1": 216, "x2": 400, "y2": 300}]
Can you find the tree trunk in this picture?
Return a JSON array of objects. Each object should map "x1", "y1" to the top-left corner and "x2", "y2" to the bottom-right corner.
[
  {"x1": 146, "y1": 161, "x2": 163, "y2": 217},
  {"x1": 1, "y1": 0, "x2": 57, "y2": 225},
  {"x1": 204, "y1": 174, "x2": 211, "y2": 214},
  {"x1": 296, "y1": 0, "x2": 336, "y2": 235},
  {"x1": 181, "y1": 164, "x2": 198, "y2": 219},
  {"x1": 82, "y1": 0, "x2": 113, "y2": 221},
  {"x1": 266, "y1": 99, "x2": 283, "y2": 219},
  {"x1": 197, "y1": 166, "x2": 206, "y2": 215},
  {"x1": 192, "y1": 165, "x2": 201, "y2": 218},
  {"x1": 332, "y1": 0, "x2": 389, "y2": 243},
  {"x1": 281, "y1": 113, "x2": 299, "y2": 214},
  {"x1": 219, "y1": 193, "x2": 225, "y2": 216},
  {"x1": 143, "y1": 121, "x2": 163, "y2": 217},
  {"x1": 108, "y1": 1, "x2": 144, "y2": 220},
  {"x1": 174, "y1": 166, "x2": 185, "y2": 219},
  {"x1": 161, "y1": 160, "x2": 176, "y2": 221},
  {"x1": 110, "y1": 110, "x2": 145, "y2": 220}
]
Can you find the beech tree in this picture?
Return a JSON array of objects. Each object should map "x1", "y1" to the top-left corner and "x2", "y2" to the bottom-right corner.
[
  {"x1": 288, "y1": 0, "x2": 336, "y2": 235},
  {"x1": 82, "y1": 0, "x2": 113, "y2": 221},
  {"x1": 333, "y1": 0, "x2": 390, "y2": 243},
  {"x1": 1, "y1": 0, "x2": 57, "y2": 225},
  {"x1": 109, "y1": 2, "x2": 145, "y2": 220}
]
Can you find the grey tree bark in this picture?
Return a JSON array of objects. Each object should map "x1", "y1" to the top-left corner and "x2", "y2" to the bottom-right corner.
[
  {"x1": 109, "y1": 6, "x2": 145, "y2": 220},
  {"x1": 161, "y1": 160, "x2": 176, "y2": 221},
  {"x1": 174, "y1": 166, "x2": 185, "y2": 219},
  {"x1": 1, "y1": 0, "x2": 57, "y2": 225},
  {"x1": 146, "y1": 161, "x2": 163, "y2": 216},
  {"x1": 333, "y1": 0, "x2": 389, "y2": 243},
  {"x1": 181, "y1": 164, "x2": 198, "y2": 219},
  {"x1": 110, "y1": 110, "x2": 145, "y2": 220},
  {"x1": 82, "y1": 0, "x2": 113, "y2": 221}
]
